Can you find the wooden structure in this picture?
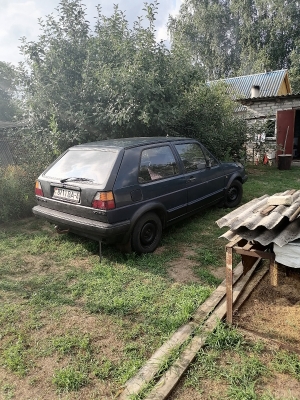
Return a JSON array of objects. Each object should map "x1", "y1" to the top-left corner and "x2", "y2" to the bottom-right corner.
[{"x1": 226, "y1": 236, "x2": 278, "y2": 324}]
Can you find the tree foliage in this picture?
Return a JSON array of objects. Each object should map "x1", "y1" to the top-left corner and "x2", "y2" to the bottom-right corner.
[
  {"x1": 17, "y1": 0, "x2": 246, "y2": 162},
  {"x1": 289, "y1": 39, "x2": 300, "y2": 93},
  {"x1": 169, "y1": 0, "x2": 300, "y2": 80},
  {"x1": 168, "y1": 0, "x2": 239, "y2": 80},
  {"x1": 171, "y1": 82, "x2": 247, "y2": 160},
  {"x1": 0, "y1": 62, "x2": 20, "y2": 122}
]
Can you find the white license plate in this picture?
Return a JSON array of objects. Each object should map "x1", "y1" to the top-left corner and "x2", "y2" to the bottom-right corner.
[{"x1": 53, "y1": 187, "x2": 80, "y2": 203}]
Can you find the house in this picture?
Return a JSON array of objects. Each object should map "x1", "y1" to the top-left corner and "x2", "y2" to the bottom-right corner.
[{"x1": 213, "y1": 70, "x2": 300, "y2": 163}]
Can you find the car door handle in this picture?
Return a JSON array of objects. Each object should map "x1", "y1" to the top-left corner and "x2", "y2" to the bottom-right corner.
[{"x1": 187, "y1": 176, "x2": 196, "y2": 182}]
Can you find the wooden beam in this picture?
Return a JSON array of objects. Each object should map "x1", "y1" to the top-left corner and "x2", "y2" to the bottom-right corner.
[
  {"x1": 270, "y1": 259, "x2": 279, "y2": 286},
  {"x1": 260, "y1": 205, "x2": 277, "y2": 216},
  {"x1": 226, "y1": 246, "x2": 233, "y2": 324},
  {"x1": 234, "y1": 247, "x2": 275, "y2": 260},
  {"x1": 233, "y1": 263, "x2": 268, "y2": 314},
  {"x1": 289, "y1": 206, "x2": 300, "y2": 222}
]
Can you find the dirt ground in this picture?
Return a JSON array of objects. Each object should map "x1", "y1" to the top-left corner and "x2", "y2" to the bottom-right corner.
[
  {"x1": 233, "y1": 264, "x2": 300, "y2": 351},
  {"x1": 168, "y1": 258, "x2": 300, "y2": 400},
  {"x1": 170, "y1": 252, "x2": 300, "y2": 352}
]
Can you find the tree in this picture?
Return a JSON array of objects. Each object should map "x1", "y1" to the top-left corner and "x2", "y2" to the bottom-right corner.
[
  {"x1": 19, "y1": 0, "x2": 246, "y2": 162},
  {"x1": 169, "y1": 0, "x2": 300, "y2": 79},
  {"x1": 232, "y1": 0, "x2": 300, "y2": 75},
  {"x1": 168, "y1": 0, "x2": 240, "y2": 80},
  {"x1": 19, "y1": 0, "x2": 202, "y2": 153},
  {"x1": 289, "y1": 39, "x2": 300, "y2": 93},
  {"x1": 0, "y1": 61, "x2": 20, "y2": 122},
  {"x1": 168, "y1": 82, "x2": 247, "y2": 161}
]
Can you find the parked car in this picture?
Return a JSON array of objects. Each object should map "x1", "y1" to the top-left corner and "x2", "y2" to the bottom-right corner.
[{"x1": 33, "y1": 137, "x2": 247, "y2": 254}]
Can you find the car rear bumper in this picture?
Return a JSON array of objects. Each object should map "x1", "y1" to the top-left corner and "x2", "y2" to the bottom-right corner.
[{"x1": 32, "y1": 205, "x2": 130, "y2": 242}]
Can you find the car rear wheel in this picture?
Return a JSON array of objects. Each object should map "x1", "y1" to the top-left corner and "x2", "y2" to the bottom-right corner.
[
  {"x1": 131, "y1": 212, "x2": 162, "y2": 254},
  {"x1": 225, "y1": 180, "x2": 243, "y2": 208}
]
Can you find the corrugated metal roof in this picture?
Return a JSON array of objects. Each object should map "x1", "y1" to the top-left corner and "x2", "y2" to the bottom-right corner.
[
  {"x1": 0, "y1": 140, "x2": 14, "y2": 167},
  {"x1": 239, "y1": 92, "x2": 300, "y2": 103},
  {"x1": 209, "y1": 69, "x2": 288, "y2": 100},
  {"x1": 216, "y1": 190, "x2": 300, "y2": 247}
]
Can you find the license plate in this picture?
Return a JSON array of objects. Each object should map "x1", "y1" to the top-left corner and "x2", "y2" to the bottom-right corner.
[{"x1": 53, "y1": 187, "x2": 80, "y2": 203}]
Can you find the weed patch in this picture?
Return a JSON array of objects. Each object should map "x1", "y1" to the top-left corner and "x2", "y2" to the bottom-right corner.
[{"x1": 52, "y1": 365, "x2": 89, "y2": 392}]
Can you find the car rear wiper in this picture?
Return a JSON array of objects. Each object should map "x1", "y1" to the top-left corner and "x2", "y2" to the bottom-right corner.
[{"x1": 60, "y1": 177, "x2": 94, "y2": 183}]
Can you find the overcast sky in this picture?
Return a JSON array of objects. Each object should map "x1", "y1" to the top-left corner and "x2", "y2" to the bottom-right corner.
[{"x1": 0, "y1": 0, "x2": 182, "y2": 65}]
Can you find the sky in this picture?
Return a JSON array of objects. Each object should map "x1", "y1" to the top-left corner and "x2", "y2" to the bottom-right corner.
[{"x1": 0, "y1": 0, "x2": 182, "y2": 65}]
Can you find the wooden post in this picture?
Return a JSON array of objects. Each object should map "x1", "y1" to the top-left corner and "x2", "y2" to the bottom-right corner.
[
  {"x1": 270, "y1": 258, "x2": 278, "y2": 286},
  {"x1": 226, "y1": 246, "x2": 233, "y2": 324}
]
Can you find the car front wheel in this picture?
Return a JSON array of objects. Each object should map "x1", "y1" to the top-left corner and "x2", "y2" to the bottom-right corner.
[
  {"x1": 225, "y1": 180, "x2": 243, "y2": 208},
  {"x1": 131, "y1": 212, "x2": 162, "y2": 254}
]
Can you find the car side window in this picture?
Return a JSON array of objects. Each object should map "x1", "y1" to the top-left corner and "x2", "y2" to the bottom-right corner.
[
  {"x1": 201, "y1": 146, "x2": 218, "y2": 167},
  {"x1": 175, "y1": 143, "x2": 207, "y2": 172},
  {"x1": 138, "y1": 146, "x2": 179, "y2": 183}
]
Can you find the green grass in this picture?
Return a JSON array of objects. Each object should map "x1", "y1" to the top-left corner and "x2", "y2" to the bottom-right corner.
[
  {"x1": 1, "y1": 164, "x2": 300, "y2": 398},
  {"x1": 52, "y1": 365, "x2": 89, "y2": 391}
]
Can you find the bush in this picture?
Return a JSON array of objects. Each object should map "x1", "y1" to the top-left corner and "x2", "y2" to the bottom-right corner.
[{"x1": 0, "y1": 165, "x2": 36, "y2": 223}]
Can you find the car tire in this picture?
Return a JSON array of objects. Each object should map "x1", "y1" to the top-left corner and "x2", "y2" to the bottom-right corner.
[
  {"x1": 131, "y1": 212, "x2": 162, "y2": 254},
  {"x1": 224, "y1": 180, "x2": 243, "y2": 208}
]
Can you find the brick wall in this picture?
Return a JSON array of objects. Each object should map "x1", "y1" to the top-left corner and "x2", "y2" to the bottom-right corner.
[{"x1": 239, "y1": 97, "x2": 300, "y2": 120}]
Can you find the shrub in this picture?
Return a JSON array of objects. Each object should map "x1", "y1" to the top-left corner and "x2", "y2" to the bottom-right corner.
[{"x1": 0, "y1": 165, "x2": 36, "y2": 223}]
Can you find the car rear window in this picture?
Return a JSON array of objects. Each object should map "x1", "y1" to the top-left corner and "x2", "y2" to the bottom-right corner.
[{"x1": 44, "y1": 149, "x2": 119, "y2": 184}]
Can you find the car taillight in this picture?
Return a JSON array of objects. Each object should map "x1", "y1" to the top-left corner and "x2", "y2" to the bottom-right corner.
[
  {"x1": 35, "y1": 181, "x2": 44, "y2": 196},
  {"x1": 92, "y1": 191, "x2": 115, "y2": 210}
]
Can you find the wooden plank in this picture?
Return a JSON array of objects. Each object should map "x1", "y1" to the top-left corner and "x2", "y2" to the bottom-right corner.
[
  {"x1": 193, "y1": 262, "x2": 243, "y2": 322},
  {"x1": 286, "y1": 189, "x2": 297, "y2": 195},
  {"x1": 234, "y1": 247, "x2": 275, "y2": 260},
  {"x1": 226, "y1": 246, "x2": 233, "y2": 324},
  {"x1": 242, "y1": 242, "x2": 253, "y2": 251},
  {"x1": 118, "y1": 263, "x2": 244, "y2": 400},
  {"x1": 260, "y1": 205, "x2": 277, "y2": 216},
  {"x1": 233, "y1": 262, "x2": 268, "y2": 314},
  {"x1": 144, "y1": 262, "x2": 260, "y2": 400},
  {"x1": 289, "y1": 206, "x2": 300, "y2": 222}
]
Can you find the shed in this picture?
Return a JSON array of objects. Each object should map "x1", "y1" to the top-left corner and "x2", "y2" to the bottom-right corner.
[
  {"x1": 210, "y1": 70, "x2": 300, "y2": 163},
  {"x1": 222, "y1": 69, "x2": 291, "y2": 99},
  {"x1": 217, "y1": 190, "x2": 300, "y2": 268}
]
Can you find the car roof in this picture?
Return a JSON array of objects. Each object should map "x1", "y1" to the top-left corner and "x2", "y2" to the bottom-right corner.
[{"x1": 71, "y1": 137, "x2": 193, "y2": 150}]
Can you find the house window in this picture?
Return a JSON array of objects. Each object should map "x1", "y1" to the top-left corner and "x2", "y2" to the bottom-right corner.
[{"x1": 265, "y1": 120, "x2": 275, "y2": 138}]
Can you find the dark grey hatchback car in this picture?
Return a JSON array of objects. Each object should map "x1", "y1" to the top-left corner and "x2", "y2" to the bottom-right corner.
[{"x1": 33, "y1": 137, "x2": 247, "y2": 253}]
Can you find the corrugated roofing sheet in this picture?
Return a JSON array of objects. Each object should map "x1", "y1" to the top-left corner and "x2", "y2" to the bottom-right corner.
[
  {"x1": 216, "y1": 190, "x2": 300, "y2": 247},
  {"x1": 209, "y1": 69, "x2": 288, "y2": 100}
]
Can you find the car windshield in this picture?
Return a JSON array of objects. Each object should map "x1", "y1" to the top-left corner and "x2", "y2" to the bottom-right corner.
[{"x1": 44, "y1": 148, "x2": 119, "y2": 185}]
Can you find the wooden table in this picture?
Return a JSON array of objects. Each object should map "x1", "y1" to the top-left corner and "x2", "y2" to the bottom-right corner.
[{"x1": 225, "y1": 236, "x2": 278, "y2": 324}]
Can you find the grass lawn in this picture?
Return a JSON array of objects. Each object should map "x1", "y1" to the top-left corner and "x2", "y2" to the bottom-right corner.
[{"x1": 1, "y1": 164, "x2": 300, "y2": 399}]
